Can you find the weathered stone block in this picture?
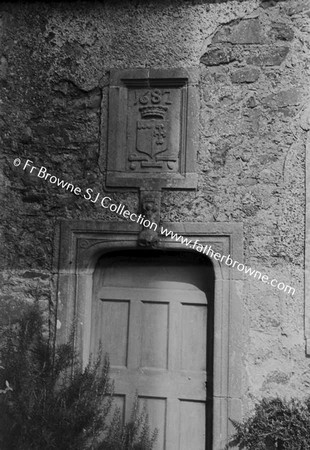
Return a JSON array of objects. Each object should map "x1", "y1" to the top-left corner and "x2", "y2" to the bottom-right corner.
[
  {"x1": 246, "y1": 46, "x2": 289, "y2": 66},
  {"x1": 213, "y1": 18, "x2": 263, "y2": 45},
  {"x1": 261, "y1": 0, "x2": 282, "y2": 9},
  {"x1": 231, "y1": 67, "x2": 260, "y2": 84},
  {"x1": 264, "y1": 370, "x2": 290, "y2": 385},
  {"x1": 246, "y1": 96, "x2": 258, "y2": 108},
  {"x1": 209, "y1": 141, "x2": 230, "y2": 168},
  {"x1": 286, "y1": 2, "x2": 310, "y2": 16},
  {"x1": 275, "y1": 88, "x2": 302, "y2": 107},
  {"x1": 269, "y1": 22, "x2": 294, "y2": 41},
  {"x1": 262, "y1": 88, "x2": 302, "y2": 108},
  {"x1": 200, "y1": 46, "x2": 237, "y2": 66},
  {"x1": 22, "y1": 271, "x2": 50, "y2": 279}
]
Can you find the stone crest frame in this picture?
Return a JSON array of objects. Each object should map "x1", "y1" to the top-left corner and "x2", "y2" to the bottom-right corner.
[
  {"x1": 56, "y1": 220, "x2": 243, "y2": 449},
  {"x1": 107, "y1": 68, "x2": 198, "y2": 190}
]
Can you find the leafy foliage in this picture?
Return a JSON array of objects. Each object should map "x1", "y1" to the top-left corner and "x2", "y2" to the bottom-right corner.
[
  {"x1": 228, "y1": 397, "x2": 310, "y2": 450},
  {"x1": 0, "y1": 304, "x2": 157, "y2": 450}
]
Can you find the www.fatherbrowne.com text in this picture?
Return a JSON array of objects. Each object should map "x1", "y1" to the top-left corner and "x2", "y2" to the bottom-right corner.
[{"x1": 15, "y1": 158, "x2": 296, "y2": 296}]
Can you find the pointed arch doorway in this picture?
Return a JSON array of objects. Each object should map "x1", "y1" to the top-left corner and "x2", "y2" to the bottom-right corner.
[{"x1": 90, "y1": 250, "x2": 214, "y2": 450}]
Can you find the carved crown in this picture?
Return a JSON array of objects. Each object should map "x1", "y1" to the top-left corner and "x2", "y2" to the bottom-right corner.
[{"x1": 139, "y1": 105, "x2": 168, "y2": 119}]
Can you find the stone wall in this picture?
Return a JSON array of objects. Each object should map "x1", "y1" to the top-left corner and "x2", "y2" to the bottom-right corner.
[{"x1": 1, "y1": 0, "x2": 309, "y2": 418}]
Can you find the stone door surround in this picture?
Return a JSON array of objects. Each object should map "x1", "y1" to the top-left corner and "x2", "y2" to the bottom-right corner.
[{"x1": 56, "y1": 220, "x2": 243, "y2": 450}]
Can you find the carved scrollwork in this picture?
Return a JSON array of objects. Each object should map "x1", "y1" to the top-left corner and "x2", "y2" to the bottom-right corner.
[{"x1": 79, "y1": 239, "x2": 91, "y2": 249}]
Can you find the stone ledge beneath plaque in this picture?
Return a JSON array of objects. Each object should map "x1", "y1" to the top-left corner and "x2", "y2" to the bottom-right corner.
[{"x1": 106, "y1": 171, "x2": 198, "y2": 190}]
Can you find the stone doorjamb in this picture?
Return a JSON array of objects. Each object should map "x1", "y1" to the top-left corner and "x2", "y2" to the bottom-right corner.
[{"x1": 56, "y1": 220, "x2": 243, "y2": 450}]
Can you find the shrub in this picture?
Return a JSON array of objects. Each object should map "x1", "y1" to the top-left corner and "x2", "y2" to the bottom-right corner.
[
  {"x1": 102, "y1": 396, "x2": 158, "y2": 450},
  {"x1": 228, "y1": 397, "x2": 310, "y2": 450},
  {"x1": 0, "y1": 304, "x2": 157, "y2": 450}
]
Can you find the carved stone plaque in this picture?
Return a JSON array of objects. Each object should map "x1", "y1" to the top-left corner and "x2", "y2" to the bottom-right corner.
[
  {"x1": 128, "y1": 88, "x2": 178, "y2": 172},
  {"x1": 107, "y1": 68, "x2": 198, "y2": 190}
]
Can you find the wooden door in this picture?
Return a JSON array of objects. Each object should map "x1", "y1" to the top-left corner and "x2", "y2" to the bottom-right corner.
[{"x1": 91, "y1": 252, "x2": 210, "y2": 449}]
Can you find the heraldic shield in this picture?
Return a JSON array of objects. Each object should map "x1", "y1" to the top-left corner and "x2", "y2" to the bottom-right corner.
[{"x1": 135, "y1": 119, "x2": 169, "y2": 168}]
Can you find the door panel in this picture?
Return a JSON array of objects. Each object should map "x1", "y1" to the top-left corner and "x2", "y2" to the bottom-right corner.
[
  {"x1": 91, "y1": 254, "x2": 210, "y2": 449},
  {"x1": 141, "y1": 302, "x2": 169, "y2": 369},
  {"x1": 98, "y1": 300, "x2": 129, "y2": 367},
  {"x1": 181, "y1": 304, "x2": 207, "y2": 371},
  {"x1": 179, "y1": 400, "x2": 206, "y2": 450},
  {"x1": 140, "y1": 397, "x2": 167, "y2": 449}
]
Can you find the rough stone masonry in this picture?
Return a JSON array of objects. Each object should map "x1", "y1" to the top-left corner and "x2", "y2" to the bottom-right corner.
[{"x1": 0, "y1": 0, "x2": 309, "y2": 424}]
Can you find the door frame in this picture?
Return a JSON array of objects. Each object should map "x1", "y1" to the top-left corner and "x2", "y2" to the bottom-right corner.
[{"x1": 55, "y1": 220, "x2": 243, "y2": 450}]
